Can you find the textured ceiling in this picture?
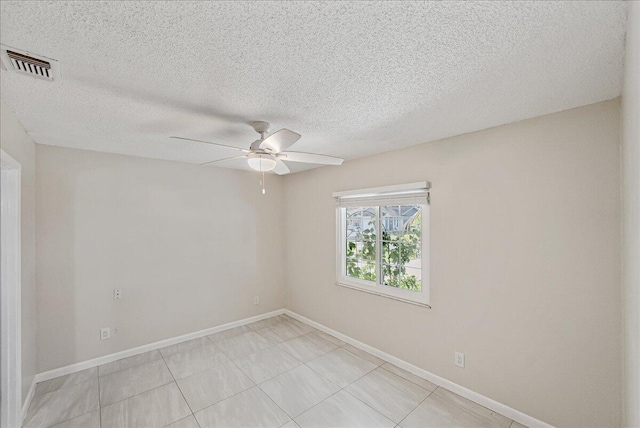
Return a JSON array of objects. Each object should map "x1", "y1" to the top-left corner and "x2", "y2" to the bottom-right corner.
[{"x1": 0, "y1": 1, "x2": 628, "y2": 173}]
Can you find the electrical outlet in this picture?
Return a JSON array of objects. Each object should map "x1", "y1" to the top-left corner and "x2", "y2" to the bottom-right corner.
[
  {"x1": 254, "y1": 296, "x2": 259, "y2": 305},
  {"x1": 454, "y1": 351, "x2": 465, "y2": 368},
  {"x1": 114, "y1": 289, "x2": 122, "y2": 300},
  {"x1": 101, "y1": 327, "x2": 111, "y2": 340}
]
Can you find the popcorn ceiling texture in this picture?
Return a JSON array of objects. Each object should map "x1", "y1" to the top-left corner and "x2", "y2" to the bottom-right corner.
[{"x1": 0, "y1": 1, "x2": 627, "y2": 173}]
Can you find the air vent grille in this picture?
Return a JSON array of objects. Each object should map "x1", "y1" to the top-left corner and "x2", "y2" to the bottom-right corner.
[
  {"x1": 6, "y1": 50, "x2": 51, "y2": 79},
  {"x1": 0, "y1": 44, "x2": 60, "y2": 82}
]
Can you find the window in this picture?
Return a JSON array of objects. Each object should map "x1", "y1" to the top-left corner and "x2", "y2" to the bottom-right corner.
[{"x1": 334, "y1": 182, "x2": 430, "y2": 307}]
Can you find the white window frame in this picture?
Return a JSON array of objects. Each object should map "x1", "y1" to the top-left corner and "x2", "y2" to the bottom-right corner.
[{"x1": 334, "y1": 182, "x2": 431, "y2": 307}]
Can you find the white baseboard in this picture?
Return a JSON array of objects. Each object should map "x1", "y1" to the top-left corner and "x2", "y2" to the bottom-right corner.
[
  {"x1": 284, "y1": 309, "x2": 554, "y2": 428},
  {"x1": 21, "y1": 377, "x2": 36, "y2": 422},
  {"x1": 34, "y1": 309, "x2": 284, "y2": 384}
]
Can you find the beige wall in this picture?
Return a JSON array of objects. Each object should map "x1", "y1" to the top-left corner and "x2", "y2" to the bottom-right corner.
[
  {"x1": 622, "y1": 3, "x2": 640, "y2": 427},
  {"x1": 0, "y1": 102, "x2": 37, "y2": 404},
  {"x1": 35, "y1": 145, "x2": 285, "y2": 372},
  {"x1": 283, "y1": 100, "x2": 622, "y2": 427}
]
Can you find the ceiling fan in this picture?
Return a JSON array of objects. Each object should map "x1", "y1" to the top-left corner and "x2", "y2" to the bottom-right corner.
[{"x1": 170, "y1": 121, "x2": 344, "y2": 176}]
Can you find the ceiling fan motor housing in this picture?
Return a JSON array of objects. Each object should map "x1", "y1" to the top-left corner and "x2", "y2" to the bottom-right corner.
[{"x1": 250, "y1": 121, "x2": 270, "y2": 150}]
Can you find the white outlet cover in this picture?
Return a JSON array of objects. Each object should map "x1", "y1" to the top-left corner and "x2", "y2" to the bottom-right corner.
[
  {"x1": 101, "y1": 327, "x2": 111, "y2": 340},
  {"x1": 455, "y1": 351, "x2": 465, "y2": 368}
]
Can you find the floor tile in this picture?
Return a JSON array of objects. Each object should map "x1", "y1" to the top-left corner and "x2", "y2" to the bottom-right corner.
[
  {"x1": 281, "y1": 318, "x2": 315, "y2": 334},
  {"x1": 342, "y1": 344, "x2": 385, "y2": 366},
  {"x1": 194, "y1": 386, "x2": 290, "y2": 428},
  {"x1": 400, "y1": 388, "x2": 511, "y2": 428},
  {"x1": 24, "y1": 378, "x2": 99, "y2": 428},
  {"x1": 307, "y1": 347, "x2": 377, "y2": 387},
  {"x1": 234, "y1": 346, "x2": 302, "y2": 383},
  {"x1": 101, "y1": 383, "x2": 191, "y2": 428},
  {"x1": 260, "y1": 365, "x2": 340, "y2": 418},
  {"x1": 278, "y1": 333, "x2": 337, "y2": 362},
  {"x1": 282, "y1": 421, "x2": 301, "y2": 428},
  {"x1": 279, "y1": 314, "x2": 296, "y2": 322},
  {"x1": 380, "y1": 363, "x2": 437, "y2": 391},
  {"x1": 100, "y1": 359, "x2": 174, "y2": 406},
  {"x1": 256, "y1": 321, "x2": 309, "y2": 343},
  {"x1": 207, "y1": 325, "x2": 253, "y2": 342},
  {"x1": 311, "y1": 330, "x2": 346, "y2": 347},
  {"x1": 50, "y1": 409, "x2": 100, "y2": 428},
  {"x1": 295, "y1": 389, "x2": 395, "y2": 428},
  {"x1": 164, "y1": 342, "x2": 230, "y2": 379},
  {"x1": 159, "y1": 336, "x2": 212, "y2": 358},
  {"x1": 165, "y1": 415, "x2": 200, "y2": 428},
  {"x1": 35, "y1": 368, "x2": 98, "y2": 396},
  {"x1": 346, "y1": 367, "x2": 431, "y2": 423},
  {"x1": 247, "y1": 316, "x2": 286, "y2": 331},
  {"x1": 99, "y1": 350, "x2": 163, "y2": 376},
  {"x1": 215, "y1": 331, "x2": 273, "y2": 359},
  {"x1": 176, "y1": 362, "x2": 255, "y2": 412}
]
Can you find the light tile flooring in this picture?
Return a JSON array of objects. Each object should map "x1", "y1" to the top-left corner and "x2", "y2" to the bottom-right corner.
[{"x1": 24, "y1": 315, "x2": 526, "y2": 428}]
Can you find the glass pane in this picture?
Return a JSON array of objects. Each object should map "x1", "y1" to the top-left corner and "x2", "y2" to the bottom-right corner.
[
  {"x1": 360, "y1": 240, "x2": 376, "y2": 262},
  {"x1": 382, "y1": 240, "x2": 400, "y2": 264},
  {"x1": 345, "y1": 206, "x2": 376, "y2": 282},
  {"x1": 381, "y1": 205, "x2": 402, "y2": 240},
  {"x1": 361, "y1": 261, "x2": 377, "y2": 281},
  {"x1": 382, "y1": 264, "x2": 400, "y2": 287},
  {"x1": 346, "y1": 207, "x2": 362, "y2": 240},
  {"x1": 346, "y1": 259, "x2": 361, "y2": 278},
  {"x1": 382, "y1": 265, "x2": 422, "y2": 292},
  {"x1": 403, "y1": 268, "x2": 422, "y2": 291},
  {"x1": 381, "y1": 205, "x2": 422, "y2": 292},
  {"x1": 360, "y1": 207, "x2": 377, "y2": 239},
  {"x1": 346, "y1": 206, "x2": 376, "y2": 241}
]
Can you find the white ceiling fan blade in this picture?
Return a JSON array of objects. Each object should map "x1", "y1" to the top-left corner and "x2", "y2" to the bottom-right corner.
[
  {"x1": 200, "y1": 155, "x2": 247, "y2": 166},
  {"x1": 272, "y1": 158, "x2": 291, "y2": 175},
  {"x1": 171, "y1": 136, "x2": 250, "y2": 153},
  {"x1": 277, "y1": 151, "x2": 344, "y2": 165},
  {"x1": 259, "y1": 129, "x2": 301, "y2": 153}
]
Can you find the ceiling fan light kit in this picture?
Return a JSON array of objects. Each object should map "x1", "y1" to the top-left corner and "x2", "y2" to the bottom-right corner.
[
  {"x1": 171, "y1": 121, "x2": 344, "y2": 194},
  {"x1": 247, "y1": 153, "x2": 277, "y2": 172}
]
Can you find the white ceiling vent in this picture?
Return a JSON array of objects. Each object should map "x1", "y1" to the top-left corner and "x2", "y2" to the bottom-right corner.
[{"x1": 0, "y1": 45, "x2": 60, "y2": 82}]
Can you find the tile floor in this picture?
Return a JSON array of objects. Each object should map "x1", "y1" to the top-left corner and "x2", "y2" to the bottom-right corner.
[{"x1": 23, "y1": 315, "x2": 525, "y2": 428}]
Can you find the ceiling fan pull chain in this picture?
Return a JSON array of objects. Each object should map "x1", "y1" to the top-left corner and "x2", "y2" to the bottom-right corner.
[{"x1": 261, "y1": 171, "x2": 266, "y2": 195}]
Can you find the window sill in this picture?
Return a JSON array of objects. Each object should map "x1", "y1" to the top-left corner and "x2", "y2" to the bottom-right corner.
[{"x1": 335, "y1": 281, "x2": 431, "y2": 308}]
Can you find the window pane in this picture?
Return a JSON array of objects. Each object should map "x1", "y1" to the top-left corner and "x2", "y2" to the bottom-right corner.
[
  {"x1": 360, "y1": 240, "x2": 376, "y2": 262},
  {"x1": 382, "y1": 240, "x2": 400, "y2": 264},
  {"x1": 360, "y1": 207, "x2": 377, "y2": 239},
  {"x1": 346, "y1": 259, "x2": 360, "y2": 278},
  {"x1": 381, "y1": 205, "x2": 422, "y2": 292},
  {"x1": 346, "y1": 207, "x2": 362, "y2": 240},
  {"x1": 362, "y1": 261, "x2": 377, "y2": 279},
  {"x1": 346, "y1": 207, "x2": 376, "y2": 241},
  {"x1": 345, "y1": 206, "x2": 376, "y2": 282},
  {"x1": 381, "y1": 264, "x2": 400, "y2": 287},
  {"x1": 381, "y1": 205, "x2": 402, "y2": 240}
]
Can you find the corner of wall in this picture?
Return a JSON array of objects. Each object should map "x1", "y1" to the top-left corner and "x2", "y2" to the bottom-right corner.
[
  {"x1": 281, "y1": 173, "x2": 292, "y2": 310},
  {"x1": 622, "y1": 2, "x2": 640, "y2": 427}
]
